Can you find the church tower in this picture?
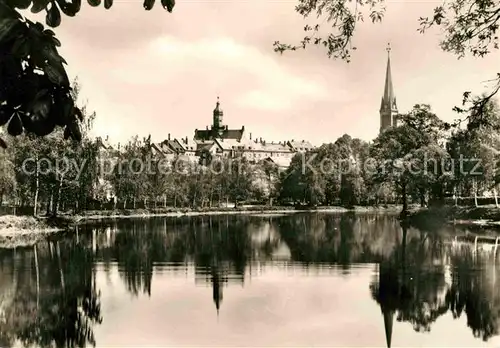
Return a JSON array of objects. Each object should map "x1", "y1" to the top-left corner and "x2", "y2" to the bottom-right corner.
[
  {"x1": 379, "y1": 43, "x2": 398, "y2": 133},
  {"x1": 212, "y1": 96, "x2": 224, "y2": 131}
]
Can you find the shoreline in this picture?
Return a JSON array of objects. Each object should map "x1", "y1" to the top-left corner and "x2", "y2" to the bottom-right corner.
[
  {"x1": 70, "y1": 205, "x2": 403, "y2": 223},
  {"x1": 2, "y1": 205, "x2": 499, "y2": 249},
  {"x1": 0, "y1": 205, "x2": 418, "y2": 249},
  {"x1": 408, "y1": 205, "x2": 500, "y2": 230},
  {"x1": 0, "y1": 215, "x2": 61, "y2": 249},
  {"x1": 0, "y1": 205, "x2": 403, "y2": 249}
]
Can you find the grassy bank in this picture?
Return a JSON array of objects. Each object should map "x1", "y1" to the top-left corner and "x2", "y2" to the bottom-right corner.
[
  {"x1": 408, "y1": 205, "x2": 500, "y2": 230},
  {"x1": 0, "y1": 215, "x2": 63, "y2": 249}
]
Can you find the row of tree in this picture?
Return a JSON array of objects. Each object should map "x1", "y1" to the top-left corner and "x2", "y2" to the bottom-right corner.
[
  {"x1": 281, "y1": 101, "x2": 500, "y2": 211},
  {"x1": 1, "y1": 87, "x2": 499, "y2": 215}
]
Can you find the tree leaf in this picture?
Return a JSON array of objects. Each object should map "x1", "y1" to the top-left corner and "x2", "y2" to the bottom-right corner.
[
  {"x1": 42, "y1": 44, "x2": 64, "y2": 66},
  {"x1": 56, "y1": 0, "x2": 78, "y2": 16},
  {"x1": 31, "y1": 114, "x2": 56, "y2": 136},
  {"x1": 20, "y1": 113, "x2": 35, "y2": 133},
  {"x1": 87, "y1": 0, "x2": 101, "y2": 6},
  {"x1": 10, "y1": 36, "x2": 29, "y2": 57},
  {"x1": 31, "y1": 94, "x2": 51, "y2": 119},
  {"x1": 44, "y1": 62, "x2": 69, "y2": 85},
  {"x1": 160, "y1": 0, "x2": 174, "y2": 12},
  {"x1": 0, "y1": 105, "x2": 13, "y2": 126},
  {"x1": 74, "y1": 107, "x2": 83, "y2": 122},
  {"x1": 63, "y1": 125, "x2": 70, "y2": 139},
  {"x1": 33, "y1": 21, "x2": 44, "y2": 32},
  {"x1": 46, "y1": 3, "x2": 61, "y2": 27},
  {"x1": 0, "y1": 0, "x2": 21, "y2": 19},
  {"x1": 44, "y1": 28, "x2": 55, "y2": 36},
  {"x1": 9, "y1": 0, "x2": 32, "y2": 10},
  {"x1": 71, "y1": 121, "x2": 82, "y2": 141},
  {"x1": 104, "y1": 0, "x2": 112, "y2": 9},
  {"x1": 0, "y1": 18, "x2": 20, "y2": 44},
  {"x1": 161, "y1": 0, "x2": 175, "y2": 13},
  {"x1": 7, "y1": 113, "x2": 22, "y2": 136},
  {"x1": 74, "y1": 0, "x2": 81, "y2": 12},
  {"x1": 51, "y1": 35, "x2": 61, "y2": 47},
  {"x1": 31, "y1": 0, "x2": 51, "y2": 13},
  {"x1": 52, "y1": 93, "x2": 74, "y2": 126},
  {"x1": 65, "y1": 120, "x2": 82, "y2": 141},
  {"x1": 143, "y1": 0, "x2": 155, "y2": 10}
]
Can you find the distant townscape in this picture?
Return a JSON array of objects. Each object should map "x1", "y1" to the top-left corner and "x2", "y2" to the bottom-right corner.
[
  {"x1": 96, "y1": 97, "x2": 315, "y2": 170},
  {"x1": 1, "y1": 45, "x2": 498, "y2": 216},
  {"x1": 95, "y1": 44, "x2": 399, "y2": 170}
]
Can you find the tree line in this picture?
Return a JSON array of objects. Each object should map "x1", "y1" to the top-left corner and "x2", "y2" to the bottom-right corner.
[
  {"x1": 281, "y1": 100, "x2": 500, "y2": 212},
  {"x1": 1, "y1": 84, "x2": 499, "y2": 216}
]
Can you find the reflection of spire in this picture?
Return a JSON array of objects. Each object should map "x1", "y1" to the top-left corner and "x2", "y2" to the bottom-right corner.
[
  {"x1": 212, "y1": 269, "x2": 223, "y2": 316},
  {"x1": 383, "y1": 309, "x2": 394, "y2": 348}
]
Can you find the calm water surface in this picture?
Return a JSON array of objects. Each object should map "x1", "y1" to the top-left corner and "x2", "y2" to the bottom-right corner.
[{"x1": 2, "y1": 213, "x2": 500, "y2": 347}]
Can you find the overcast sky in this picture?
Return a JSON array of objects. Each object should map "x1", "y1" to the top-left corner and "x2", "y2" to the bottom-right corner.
[{"x1": 28, "y1": 0, "x2": 500, "y2": 145}]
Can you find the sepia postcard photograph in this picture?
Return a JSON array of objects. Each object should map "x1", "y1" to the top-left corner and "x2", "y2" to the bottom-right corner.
[{"x1": 0, "y1": 0, "x2": 500, "y2": 346}]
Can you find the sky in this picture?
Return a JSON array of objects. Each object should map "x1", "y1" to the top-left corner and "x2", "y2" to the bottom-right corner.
[{"x1": 27, "y1": 0, "x2": 500, "y2": 146}]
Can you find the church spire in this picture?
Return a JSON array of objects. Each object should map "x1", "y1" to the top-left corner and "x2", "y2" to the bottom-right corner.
[
  {"x1": 379, "y1": 43, "x2": 398, "y2": 133},
  {"x1": 383, "y1": 43, "x2": 395, "y2": 108}
]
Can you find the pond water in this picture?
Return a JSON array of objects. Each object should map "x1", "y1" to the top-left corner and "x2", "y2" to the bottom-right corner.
[{"x1": 2, "y1": 213, "x2": 500, "y2": 347}]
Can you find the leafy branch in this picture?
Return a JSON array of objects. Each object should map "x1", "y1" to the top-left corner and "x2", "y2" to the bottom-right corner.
[
  {"x1": 0, "y1": 0, "x2": 175, "y2": 147},
  {"x1": 273, "y1": 0, "x2": 386, "y2": 62},
  {"x1": 419, "y1": 0, "x2": 500, "y2": 131}
]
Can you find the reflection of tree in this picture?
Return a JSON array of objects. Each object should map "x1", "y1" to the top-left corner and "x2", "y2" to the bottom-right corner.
[
  {"x1": 68, "y1": 213, "x2": 500, "y2": 345},
  {"x1": 277, "y1": 213, "x2": 401, "y2": 265},
  {"x1": 446, "y1": 249, "x2": 499, "y2": 341},
  {"x1": 93, "y1": 216, "x2": 255, "y2": 304},
  {"x1": 0, "y1": 237, "x2": 102, "y2": 348},
  {"x1": 370, "y1": 222, "x2": 500, "y2": 346},
  {"x1": 370, "y1": 224, "x2": 449, "y2": 347}
]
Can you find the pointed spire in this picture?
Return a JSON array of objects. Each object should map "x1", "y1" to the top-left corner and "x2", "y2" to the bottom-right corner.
[
  {"x1": 382, "y1": 43, "x2": 395, "y2": 110},
  {"x1": 379, "y1": 42, "x2": 398, "y2": 133}
]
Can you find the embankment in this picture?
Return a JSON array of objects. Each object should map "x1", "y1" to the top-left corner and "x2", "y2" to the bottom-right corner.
[
  {"x1": 68, "y1": 205, "x2": 403, "y2": 223},
  {"x1": 0, "y1": 215, "x2": 63, "y2": 248},
  {"x1": 408, "y1": 205, "x2": 500, "y2": 231}
]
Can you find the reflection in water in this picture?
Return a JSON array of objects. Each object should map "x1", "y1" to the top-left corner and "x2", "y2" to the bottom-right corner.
[
  {"x1": 0, "y1": 237, "x2": 101, "y2": 348},
  {"x1": 371, "y1": 221, "x2": 500, "y2": 347},
  {"x1": 0, "y1": 213, "x2": 499, "y2": 346}
]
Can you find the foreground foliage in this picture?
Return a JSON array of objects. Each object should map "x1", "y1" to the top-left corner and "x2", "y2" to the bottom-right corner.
[{"x1": 0, "y1": 0, "x2": 175, "y2": 146}]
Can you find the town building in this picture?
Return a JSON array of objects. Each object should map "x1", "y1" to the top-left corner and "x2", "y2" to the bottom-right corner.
[
  {"x1": 193, "y1": 97, "x2": 246, "y2": 142},
  {"x1": 159, "y1": 97, "x2": 315, "y2": 168},
  {"x1": 97, "y1": 99, "x2": 316, "y2": 170}
]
